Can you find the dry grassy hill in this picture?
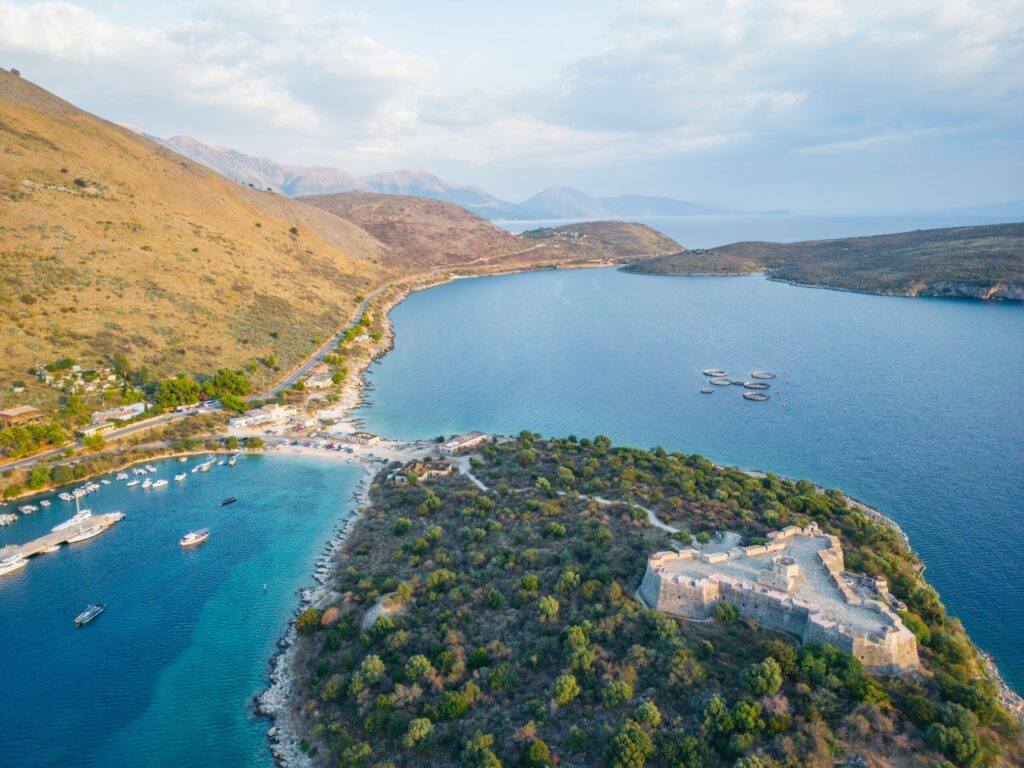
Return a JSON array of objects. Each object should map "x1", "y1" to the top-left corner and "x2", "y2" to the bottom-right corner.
[
  {"x1": 0, "y1": 70, "x2": 390, "y2": 397},
  {"x1": 521, "y1": 220, "x2": 681, "y2": 260},
  {"x1": 301, "y1": 192, "x2": 532, "y2": 269}
]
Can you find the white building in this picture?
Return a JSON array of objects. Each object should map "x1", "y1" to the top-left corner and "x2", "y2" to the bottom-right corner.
[
  {"x1": 90, "y1": 401, "x2": 149, "y2": 423},
  {"x1": 305, "y1": 374, "x2": 333, "y2": 390},
  {"x1": 229, "y1": 403, "x2": 296, "y2": 429},
  {"x1": 440, "y1": 431, "x2": 488, "y2": 455}
]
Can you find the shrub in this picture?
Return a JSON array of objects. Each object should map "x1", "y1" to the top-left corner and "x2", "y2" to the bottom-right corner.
[
  {"x1": 295, "y1": 607, "x2": 322, "y2": 634},
  {"x1": 743, "y1": 658, "x2": 783, "y2": 697},
  {"x1": 713, "y1": 602, "x2": 739, "y2": 625},
  {"x1": 402, "y1": 718, "x2": 432, "y2": 749},
  {"x1": 520, "y1": 573, "x2": 540, "y2": 592},
  {"x1": 537, "y1": 596, "x2": 559, "y2": 623},
  {"x1": 461, "y1": 730, "x2": 501, "y2": 768},
  {"x1": 603, "y1": 680, "x2": 634, "y2": 708},
  {"x1": 523, "y1": 739, "x2": 551, "y2": 768},
  {"x1": 636, "y1": 700, "x2": 662, "y2": 727},
  {"x1": 552, "y1": 673, "x2": 581, "y2": 706},
  {"x1": 404, "y1": 654, "x2": 433, "y2": 681},
  {"x1": 605, "y1": 719, "x2": 654, "y2": 768}
]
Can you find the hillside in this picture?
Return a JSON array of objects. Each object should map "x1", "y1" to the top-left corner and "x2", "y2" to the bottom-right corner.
[
  {"x1": 360, "y1": 169, "x2": 520, "y2": 220},
  {"x1": 0, "y1": 70, "x2": 389, "y2": 398},
  {"x1": 624, "y1": 223, "x2": 1024, "y2": 300},
  {"x1": 289, "y1": 434, "x2": 1023, "y2": 767},
  {"x1": 521, "y1": 221, "x2": 681, "y2": 260},
  {"x1": 300, "y1": 192, "x2": 531, "y2": 270}
]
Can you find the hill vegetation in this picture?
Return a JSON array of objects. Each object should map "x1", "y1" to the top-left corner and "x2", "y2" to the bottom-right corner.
[
  {"x1": 623, "y1": 224, "x2": 1024, "y2": 300},
  {"x1": 0, "y1": 69, "x2": 388, "y2": 398},
  {"x1": 521, "y1": 221, "x2": 681, "y2": 260},
  {"x1": 290, "y1": 434, "x2": 1022, "y2": 768}
]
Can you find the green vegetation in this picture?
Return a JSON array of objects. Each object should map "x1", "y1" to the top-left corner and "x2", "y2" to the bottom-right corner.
[
  {"x1": 292, "y1": 434, "x2": 1022, "y2": 767},
  {"x1": 623, "y1": 223, "x2": 1024, "y2": 301}
]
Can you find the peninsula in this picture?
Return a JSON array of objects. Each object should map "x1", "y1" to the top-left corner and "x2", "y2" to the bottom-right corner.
[
  {"x1": 623, "y1": 223, "x2": 1024, "y2": 301},
  {"x1": 277, "y1": 434, "x2": 1023, "y2": 768}
]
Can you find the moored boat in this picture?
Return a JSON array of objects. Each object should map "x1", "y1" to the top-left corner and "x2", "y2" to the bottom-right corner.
[
  {"x1": 180, "y1": 528, "x2": 209, "y2": 548},
  {"x1": 220, "y1": 496, "x2": 238, "y2": 506},
  {"x1": 67, "y1": 524, "x2": 105, "y2": 543},
  {"x1": 141, "y1": 479, "x2": 153, "y2": 489},
  {"x1": 74, "y1": 603, "x2": 105, "y2": 627},
  {"x1": 39, "y1": 499, "x2": 51, "y2": 507},
  {"x1": 151, "y1": 479, "x2": 168, "y2": 489},
  {"x1": 126, "y1": 479, "x2": 140, "y2": 488},
  {"x1": 0, "y1": 556, "x2": 29, "y2": 576},
  {"x1": 116, "y1": 472, "x2": 129, "y2": 481},
  {"x1": 18, "y1": 504, "x2": 38, "y2": 514},
  {"x1": 42, "y1": 544, "x2": 61, "y2": 554},
  {"x1": 174, "y1": 473, "x2": 187, "y2": 482}
]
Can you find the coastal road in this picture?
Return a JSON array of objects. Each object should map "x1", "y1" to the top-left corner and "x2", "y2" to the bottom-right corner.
[
  {"x1": 2, "y1": 288, "x2": 389, "y2": 476},
  {"x1": 257, "y1": 286, "x2": 388, "y2": 398}
]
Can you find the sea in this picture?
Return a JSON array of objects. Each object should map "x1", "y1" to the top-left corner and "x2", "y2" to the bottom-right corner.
[
  {"x1": 0, "y1": 454, "x2": 363, "y2": 767},
  {"x1": 354, "y1": 267, "x2": 1024, "y2": 694},
  {"x1": 0, "y1": 212, "x2": 1021, "y2": 766}
]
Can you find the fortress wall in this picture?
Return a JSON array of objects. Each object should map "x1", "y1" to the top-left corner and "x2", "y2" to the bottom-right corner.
[{"x1": 719, "y1": 580, "x2": 815, "y2": 638}]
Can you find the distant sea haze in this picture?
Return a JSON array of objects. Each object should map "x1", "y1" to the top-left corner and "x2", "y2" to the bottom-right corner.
[{"x1": 499, "y1": 213, "x2": 1023, "y2": 249}]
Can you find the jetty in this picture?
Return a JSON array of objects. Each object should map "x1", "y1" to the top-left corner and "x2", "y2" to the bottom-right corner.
[{"x1": 0, "y1": 513, "x2": 123, "y2": 561}]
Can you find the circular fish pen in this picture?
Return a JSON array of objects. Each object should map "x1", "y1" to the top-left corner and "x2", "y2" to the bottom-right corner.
[
  {"x1": 750, "y1": 371, "x2": 775, "y2": 380},
  {"x1": 743, "y1": 391, "x2": 769, "y2": 401},
  {"x1": 709, "y1": 377, "x2": 733, "y2": 386},
  {"x1": 702, "y1": 369, "x2": 728, "y2": 377},
  {"x1": 743, "y1": 381, "x2": 770, "y2": 390}
]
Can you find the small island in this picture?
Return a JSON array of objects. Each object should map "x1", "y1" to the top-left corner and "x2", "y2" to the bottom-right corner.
[
  {"x1": 282, "y1": 433, "x2": 1022, "y2": 767},
  {"x1": 622, "y1": 223, "x2": 1024, "y2": 301}
]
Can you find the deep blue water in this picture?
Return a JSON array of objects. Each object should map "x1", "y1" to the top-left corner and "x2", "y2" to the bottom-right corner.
[
  {"x1": 0, "y1": 454, "x2": 362, "y2": 768},
  {"x1": 355, "y1": 268, "x2": 1024, "y2": 691},
  {"x1": 499, "y1": 213, "x2": 1020, "y2": 249}
]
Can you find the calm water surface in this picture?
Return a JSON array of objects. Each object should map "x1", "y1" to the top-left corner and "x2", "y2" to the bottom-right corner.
[
  {"x1": 0, "y1": 454, "x2": 362, "y2": 768},
  {"x1": 356, "y1": 268, "x2": 1024, "y2": 691}
]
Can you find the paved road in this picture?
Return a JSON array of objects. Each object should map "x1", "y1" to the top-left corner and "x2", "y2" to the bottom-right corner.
[
  {"x1": 259, "y1": 286, "x2": 388, "y2": 398},
  {"x1": 1, "y1": 288, "x2": 389, "y2": 475}
]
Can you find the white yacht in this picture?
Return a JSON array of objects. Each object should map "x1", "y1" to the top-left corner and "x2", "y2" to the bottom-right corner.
[
  {"x1": 178, "y1": 457, "x2": 188, "y2": 463},
  {"x1": 39, "y1": 499, "x2": 51, "y2": 508},
  {"x1": 101, "y1": 479, "x2": 111, "y2": 486},
  {"x1": 67, "y1": 524, "x2": 105, "y2": 543},
  {"x1": 152, "y1": 479, "x2": 168, "y2": 489},
  {"x1": 180, "y1": 529, "x2": 209, "y2": 548},
  {"x1": 59, "y1": 492, "x2": 74, "y2": 502},
  {"x1": 174, "y1": 473, "x2": 187, "y2": 482},
  {"x1": 0, "y1": 556, "x2": 29, "y2": 576},
  {"x1": 18, "y1": 504, "x2": 38, "y2": 514},
  {"x1": 52, "y1": 507, "x2": 93, "y2": 532},
  {"x1": 141, "y1": 479, "x2": 153, "y2": 489},
  {"x1": 126, "y1": 479, "x2": 140, "y2": 488},
  {"x1": 42, "y1": 544, "x2": 61, "y2": 554},
  {"x1": 116, "y1": 472, "x2": 129, "y2": 481}
]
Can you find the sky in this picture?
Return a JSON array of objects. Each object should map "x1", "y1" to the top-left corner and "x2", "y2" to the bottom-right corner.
[{"x1": 1, "y1": 0, "x2": 1022, "y2": 211}]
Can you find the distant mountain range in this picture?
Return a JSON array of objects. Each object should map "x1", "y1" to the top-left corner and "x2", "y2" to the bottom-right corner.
[{"x1": 156, "y1": 135, "x2": 786, "y2": 221}]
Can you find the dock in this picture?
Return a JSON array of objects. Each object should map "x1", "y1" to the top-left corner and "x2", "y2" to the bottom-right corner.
[{"x1": 0, "y1": 513, "x2": 123, "y2": 561}]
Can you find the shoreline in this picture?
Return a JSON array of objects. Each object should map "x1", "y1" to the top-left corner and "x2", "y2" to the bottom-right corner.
[{"x1": 257, "y1": 266, "x2": 1023, "y2": 766}]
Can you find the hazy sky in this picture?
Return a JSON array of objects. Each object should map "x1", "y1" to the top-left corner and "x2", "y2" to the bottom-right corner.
[{"x1": 2, "y1": 0, "x2": 1022, "y2": 211}]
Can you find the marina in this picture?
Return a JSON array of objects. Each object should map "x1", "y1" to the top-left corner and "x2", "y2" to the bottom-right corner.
[{"x1": 0, "y1": 512, "x2": 124, "y2": 561}]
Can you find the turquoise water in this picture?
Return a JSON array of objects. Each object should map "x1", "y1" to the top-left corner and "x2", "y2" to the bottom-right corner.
[
  {"x1": 355, "y1": 268, "x2": 1024, "y2": 691},
  {"x1": 0, "y1": 454, "x2": 362, "y2": 768}
]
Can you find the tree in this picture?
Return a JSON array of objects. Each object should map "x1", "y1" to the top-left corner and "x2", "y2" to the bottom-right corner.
[
  {"x1": 82, "y1": 433, "x2": 105, "y2": 452},
  {"x1": 360, "y1": 654, "x2": 385, "y2": 684},
  {"x1": 603, "y1": 681, "x2": 634, "y2": 708},
  {"x1": 537, "y1": 596, "x2": 559, "y2": 623},
  {"x1": 636, "y1": 701, "x2": 662, "y2": 728},
  {"x1": 712, "y1": 602, "x2": 738, "y2": 625},
  {"x1": 605, "y1": 719, "x2": 654, "y2": 768},
  {"x1": 523, "y1": 739, "x2": 551, "y2": 768},
  {"x1": 245, "y1": 436, "x2": 264, "y2": 451},
  {"x1": 27, "y1": 465, "x2": 51, "y2": 489},
  {"x1": 552, "y1": 673, "x2": 581, "y2": 706},
  {"x1": 220, "y1": 394, "x2": 246, "y2": 413},
  {"x1": 461, "y1": 730, "x2": 502, "y2": 768},
  {"x1": 295, "y1": 607, "x2": 322, "y2": 634},
  {"x1": 485, "y1": 588, "x2": 504, "y2": 609},
  {"x1": 743, "y1": 658, "x2": 783, "y2": 697},
  {"x1": 403, "y1": 718, "x2": 432, "y2": 749},
  {"x1": 51, "y1": 464, "x2": 74, "y2": 485},
  {"x1": 155, "y1": 376, "x2": 201, "y2": 408},
  {"x1": 225, "y1": 436, "x2": 240, "y2": 450}
]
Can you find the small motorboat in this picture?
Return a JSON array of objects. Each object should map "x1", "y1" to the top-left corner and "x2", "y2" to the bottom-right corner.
[
  {"x1": 0, "y1": 556, "x2": 29, "y2": 576},
  {"x1": 67, "y1": 524, "x2": 105, "y2": 543},
  {"x1": 101, "y1": 479, "x2": 111, "y2": 486},
  {"x1": 39, "y1": 499, "x2": 51, "y2": 507},
  {"x1": 220, "y1": 496, "x2": 238, "y2": 506},
  {"x1": 116, "y1": 473, "x2": 129, "y2": 481},
  {"x1": 700, "y1": 388, "x2": 713, "y2": 394},
  {"x1": 175, "y1": 473, "x2": 187, "y2": 482},
  {"x1": 18, "y1": 504, "x2": 37, "y2": 514},
  {"x1": 178, "y1": 457, "x2": 188, "y2": 463},
  {"x1": 151, "y1": 479, "x2": 168, "y2": 489},
  {"x1": 141, "y1": 479, "x2": 153, "y2": 489},
  {"x1": 75, "y1": 603, "x2": 105, "y2": 627},
  {"x1": 126, "y1": 479, "x2": 140, "y2": 488},
  {"x1": 42, "y1": 544, "x2": 61, "y2": 554},
  {"x1": 180, "y1": 529, "x2": 209, "y2": 548}
]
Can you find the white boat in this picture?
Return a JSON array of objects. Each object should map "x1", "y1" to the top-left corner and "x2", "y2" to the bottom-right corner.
[
  {"x1": 191, "y1": 466, "x2": 200, "y2": 474},
  {"x1": 174, "y1": 473, "x2": 187, "y2": 482},
  {"x1": 178, "y1": 457, "x2": 188, "y2": 463},
  {"x1": 152, "y1": 479, "x2": 168, "y2": 489},
  {"x1": 67, "y1": 524, "x2": 105, "y2": 543},
  {"x1": 18, "y1": 504, "x2": 38, "y2": 514},
  {"x1": 39, "y1": 500, "x2": 51, "y2": 508},
  {"x1": 200, "y1": 463, "x2": 211, "y2": 473},
  {"x1": 116, "y1": 473, "x2": 129, "y2": 481},
  {"x1": 180, "y1": 528, "x2": 209, "y2": 548},
  {"x1": 228, "y1": 456, "x2": 237, "y2": 466},
  {"x1": 108, "y1": 511, "x2": 125, "y2": 521},
  {"x1": 146, "y1": 466, "x2": 157, "y2": 474},
  {"x1": 59, "y1": 492, "x2": 74, "y2": 502},
  {"x1": 0, "y1": 557, "x2": 29, "y2": 576},
  {"x1": 126, "y1": 479, "x2": 140, "y2": 488},
  {"x1": 52, "y1": 509, "x2": 93, "y2": 532},
  {"x1": 101, "y1": 479, "x2": 111, "y2": 486},
  {"x1": 43, "y1": 544, "x2": 61, "y2": 554},
  {"x1": 141, "y1": 479, "x2": 153, "y2": 489}
]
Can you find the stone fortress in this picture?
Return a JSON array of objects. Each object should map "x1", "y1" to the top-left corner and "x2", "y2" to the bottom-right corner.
[{"x1": 638, "y1": 523, "x2": 920, "y2": 674}]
